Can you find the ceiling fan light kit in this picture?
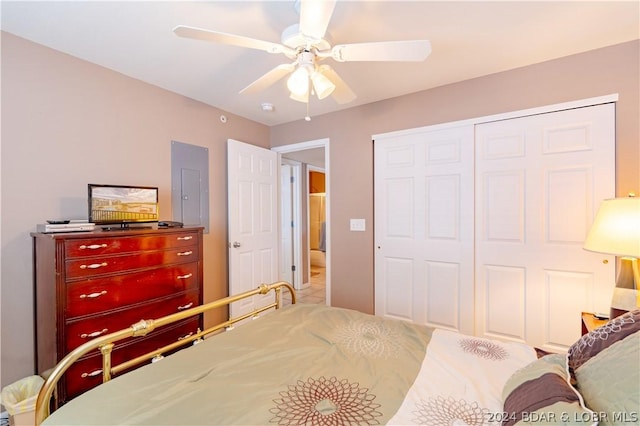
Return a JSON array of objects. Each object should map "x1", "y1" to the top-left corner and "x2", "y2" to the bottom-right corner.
[
  {"x1": 287, "y1": 66, "x2": 310, "y2": 96},
  {"x1": 173, "y1": 0, "x2": 431, "y2": 116},
  {"x1": 285, "y1": 49, "x2": 336, "y2": 102},
  {"x1": 310, "y1": 71, "x2": 335, "y2": 100},
  {"x1": 290, "y1": 90, "x2": 309, "y2": 103}
]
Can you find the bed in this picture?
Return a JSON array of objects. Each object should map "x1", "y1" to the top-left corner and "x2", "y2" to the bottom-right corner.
[{"x1": 35, "y1": 282, "x2": 639, "y2": 425}]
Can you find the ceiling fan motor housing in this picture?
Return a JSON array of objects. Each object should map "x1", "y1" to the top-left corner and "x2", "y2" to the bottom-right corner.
[
  {"x1": 281, "y1": 23, "x2": 331, "y2": 58},
  {"x1": 297, "y1": 49, "x2": 317, "y2": 69}
]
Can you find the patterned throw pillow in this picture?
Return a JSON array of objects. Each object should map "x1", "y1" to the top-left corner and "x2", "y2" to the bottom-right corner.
[
  {"x1": 502, "y1": 353, "x2": 593, "y2": 426},
  {"x1": 503, "y1": 311, "x2": 640, "y2": 426},
  {"x1": 567, "y1": 309, "x2": 640, "y2": 426},
  {"x1": 567, "y1": 309, "x2": 640, "y2": 377}
]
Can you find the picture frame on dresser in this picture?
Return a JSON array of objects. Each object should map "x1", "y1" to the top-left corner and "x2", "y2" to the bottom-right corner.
[{"x1": 31, "y1": 226, "x2": 204, "y2": 406}]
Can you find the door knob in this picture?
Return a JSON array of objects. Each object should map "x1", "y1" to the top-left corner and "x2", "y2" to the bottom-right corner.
[{"x1": 232, "y1": 241, "x2": 241, "y2": 248}]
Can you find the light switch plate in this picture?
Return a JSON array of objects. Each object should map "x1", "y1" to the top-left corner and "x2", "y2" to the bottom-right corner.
[{"x1": 350, "y1": 218, "x2": 366, "y2": 232}]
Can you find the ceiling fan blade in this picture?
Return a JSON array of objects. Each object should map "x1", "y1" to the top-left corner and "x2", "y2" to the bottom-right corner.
[
  {"x1": 318, "y1": 65, "x2": 356, "y2": 104},
  {"x1": 173, "y1": 25, "x2": 295, "y2": 56},
  {"x1": 299, "y1": 0, "x2": 337, "y2": 41},
  {"x1": 329, "y1": 40, "x2": 432, "y2": 62},
  {"x1": 239, "y1": 63, "x2": 296, "y2": 95}
]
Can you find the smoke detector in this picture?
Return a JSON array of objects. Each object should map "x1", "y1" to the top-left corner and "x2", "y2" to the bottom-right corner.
[{"x1": 261, "y1": 103, "x2": 275, "y2": 112}]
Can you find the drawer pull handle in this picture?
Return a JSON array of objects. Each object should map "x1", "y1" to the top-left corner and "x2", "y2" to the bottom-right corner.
[
  {"x1": 79, "y1": 290, "x2": 107, "y2": 299},
  {"x1": 80, "y1": 328, "x2": 108, "y2": 339},
  {"x1": 177, "y1": 273, "x2": 193, "y2": 280},
  {"x1": 78, "y1": 243, "x2": 108, "y2": 250},
  {"x1": 178, "y1": 332, "x2": 194, "y2": 341},
  {"x1": 177, "y1": 302, "x2": 193, "y2": 311},
  {"x1": 177, "y1": 236, "x2": 193, "y2": 241},
  {"x1": 177, "y1": 251, "x2": 193, "y2": 257},
  {"x1": 80, "y1": 262, "x2": 108, "y2": 270},
  {"x1": 81, "y1": 369, "x2": 102, "y2": 378}
]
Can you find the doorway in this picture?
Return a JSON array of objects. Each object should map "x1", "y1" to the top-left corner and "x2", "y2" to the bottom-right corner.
[
  {"x1": 273, "y1": 139, "x2": 330, "y2": 306},
  {"x1": 306, "y1": 167, "x2": 326, "y2": 304}
]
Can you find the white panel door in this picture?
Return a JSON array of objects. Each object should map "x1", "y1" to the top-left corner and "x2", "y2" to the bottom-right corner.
[
  {"x1": 227, "y1": 139, "x2": 279, "y2": 318},
  {"x1": 374, "y1": 125, "x2": 475, "y2": 334},
  {"x1": 475, "y1": 103, "x2": 615, "y2": 351}
]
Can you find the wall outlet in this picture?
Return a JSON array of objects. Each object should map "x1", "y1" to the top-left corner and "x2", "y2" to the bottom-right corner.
[{"x1": 350, "y1": 218, "x2": 366, "y2": 232}]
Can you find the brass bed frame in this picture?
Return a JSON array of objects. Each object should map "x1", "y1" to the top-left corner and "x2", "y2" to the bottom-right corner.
[{"x1": 35, "y1": 281, "x2": 296, "y2": 425}]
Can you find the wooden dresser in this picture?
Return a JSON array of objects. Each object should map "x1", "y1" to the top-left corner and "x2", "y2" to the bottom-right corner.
[{"x1": 32, "y1": 227, "x2": 203, "y2": 403}]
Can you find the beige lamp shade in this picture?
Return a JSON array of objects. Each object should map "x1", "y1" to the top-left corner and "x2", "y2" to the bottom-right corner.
[{"x1": 583, "y1": 197, "x2": 640, "y2": 258}]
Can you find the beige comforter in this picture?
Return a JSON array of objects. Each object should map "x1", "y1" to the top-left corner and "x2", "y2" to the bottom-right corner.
[
  {"x1": 44, "y1": 303, "x2": 536, "y2": 425},
  {"x1": 45, "y1": 304, "x2": 434, "y2": 425}
]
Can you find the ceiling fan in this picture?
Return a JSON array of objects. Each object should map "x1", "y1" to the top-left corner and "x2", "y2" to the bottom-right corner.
[{"x1": 173, "y1": 0, "x2": 431, "y2": 105}]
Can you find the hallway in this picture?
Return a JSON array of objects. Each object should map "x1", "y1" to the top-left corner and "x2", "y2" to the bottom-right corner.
[{"x1": 283, "y1": 265, "x2": 325, "y2": 306}]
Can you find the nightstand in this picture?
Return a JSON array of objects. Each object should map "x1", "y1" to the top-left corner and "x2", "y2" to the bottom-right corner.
[{"x1": 581, "y1": 312, "x2": 609, "y2": 335}]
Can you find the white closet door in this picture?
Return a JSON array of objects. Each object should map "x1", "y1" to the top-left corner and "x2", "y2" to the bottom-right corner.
[
  {"x1": 475, "y1": 103, "x2": 615, "y2": 351},
  {"x1": 374, "y1": 125, "x2": 475, "y2": 334}
]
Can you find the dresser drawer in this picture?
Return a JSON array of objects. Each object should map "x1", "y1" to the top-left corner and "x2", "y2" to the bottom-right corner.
[
  {"x1": 65, "y1": 246, "x2": 198, "y2": 279},
  {"x1": 65, "y1": 232, "x2": 200, "y2": 258},
  {"x1": 65, "y1": 291, "x2": 201, "y2": 351},
  {"x1": 64, "y1": 318, "x2": 201, "y2": 400},
  {"x1": 66, "y1": 263, "x2": 199, "y2": 318}
]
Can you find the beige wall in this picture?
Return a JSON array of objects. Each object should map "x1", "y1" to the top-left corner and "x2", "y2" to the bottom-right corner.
[
  {"x1": 271, "y1": 40, "x2": 640, "y2": 314},
  {"x1": 0, "y1": 33, "x2": 269, "y2": 388}
]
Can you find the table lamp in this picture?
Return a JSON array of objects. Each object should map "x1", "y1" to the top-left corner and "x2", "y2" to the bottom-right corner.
[{"x1": 583, "y1": 195, "x2": 640, "y2": 319}]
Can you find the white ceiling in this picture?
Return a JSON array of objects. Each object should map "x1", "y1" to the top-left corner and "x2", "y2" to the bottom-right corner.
[{"x1": 2, "y1": 1, "x2": 638, "y2": 127}]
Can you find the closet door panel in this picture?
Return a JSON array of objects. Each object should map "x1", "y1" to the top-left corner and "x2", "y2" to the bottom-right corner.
[
  {"x1": 382, "y1": 257, "x2": 415, "y2": 321},
  {"x1": 426, "y1": 175, "x2": 460, "y2": 241},
  {"x1": 475, "y1": 103, "x2": 615, "y2": 351},
  {"x1": 546, "y1": 167, "x2": 592, "y2": 243},
  {"x1": 386, "y1": 177, "x2": 415, "y2": 238},
  {"x1": 544, "y1": 270, "x2": 593, "y2": 347},
  {"x1": 375, "y1": 125, "x2": 474, "y2": 334},
  {"x1": 482, "y1": 171, "x2": 526, "y2": 243},
  {"x1": 483, "y1": 265, "x2": 527, "y2": 341},
  {"x1": 425, "y1": 260, "x2": 461, "y2": 329}
]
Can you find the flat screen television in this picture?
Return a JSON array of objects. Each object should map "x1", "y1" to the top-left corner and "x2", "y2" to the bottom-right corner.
[{"x1": 88, "y1": 184, "x2": 159, "y2": 228}]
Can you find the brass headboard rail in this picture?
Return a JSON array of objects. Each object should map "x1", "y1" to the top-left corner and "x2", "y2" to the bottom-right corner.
[{"x1": 35, "y1": 281, "x2": 296, "y2": 425}]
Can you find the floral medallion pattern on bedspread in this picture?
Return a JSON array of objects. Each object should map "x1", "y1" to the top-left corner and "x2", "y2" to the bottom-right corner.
[
  {"x1": 43, "y1": 304, "x2": 537, "y2": 425},
  {"x1": 387, "y1": 329, "x2": 537, "y2": 425},
  {"x1": 270, "y1": 376, "x2": 382, "y2": 425}
]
